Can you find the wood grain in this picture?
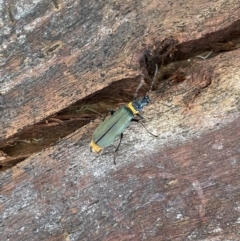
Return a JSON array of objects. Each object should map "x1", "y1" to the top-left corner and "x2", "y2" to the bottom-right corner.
[
  {"x1": 1, "y1": 0, "x2": 240, "y2": 140},
  {"x1": 1, "y1": 0, "x2": 240, "y2": 240}
]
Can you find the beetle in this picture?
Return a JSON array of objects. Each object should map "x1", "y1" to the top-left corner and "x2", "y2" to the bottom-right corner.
[{"x1": 90, "y1": 65, "x2": 158, "y2": 164}]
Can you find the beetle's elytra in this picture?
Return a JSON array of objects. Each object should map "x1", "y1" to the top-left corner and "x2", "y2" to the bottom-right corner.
[
  {"x1": 90, "y1": 65, "x2": 158, "y2": 163},
  {"x1": 90, "y1": 96, "x2": 151, "y2": 153}
]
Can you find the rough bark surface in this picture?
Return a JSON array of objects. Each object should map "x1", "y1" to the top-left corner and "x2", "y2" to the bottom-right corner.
[
  {"x1": 1, "y1": 0, "x2": 240, "y2": 139},
  {"x1": 1, "y1": 0, "x2": 240, "y2": 240}
]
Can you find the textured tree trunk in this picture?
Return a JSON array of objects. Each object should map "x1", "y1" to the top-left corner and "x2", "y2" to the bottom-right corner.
[{"x1": 1, "y1": 0, "x2": 240, "y2": 240}]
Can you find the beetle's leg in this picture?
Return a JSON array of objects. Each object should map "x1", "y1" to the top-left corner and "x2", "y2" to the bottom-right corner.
[
  {"x1": 110, "y1": 110, "x2": 115, "y2": 115},
  {"x1": 113, "y1": 133, "x2": 123, "y2": 165},
  {"x1": 132, "y1": 119, "x2": 158, "y2": 137},
  {"x1": 136, "y1": 113, "x2": 144, "y2": 119},
  {"x1": 103, "y1": 110, "x2": 116, "y2": 121}
]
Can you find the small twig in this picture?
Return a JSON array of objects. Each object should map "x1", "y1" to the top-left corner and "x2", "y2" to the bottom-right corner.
[
  {"x1": 47, "y1": 117, "x2": 65, "y2": 125},
  {"x1": 32, "y1": 138, "x2": 44, "y2": 143},
  {"x1": 0, "y1": 154, "x2": 30, "y2": 166},
  {"x1": 87, "y1": 200, "x2": 99, "y2": 208},
  {"x1": 76, "y1": 107, "x2": 101, "y2": 115},
  {"x1": 55, "y1": 114, "x2": 95, "y2": 120},
  {"x1": 196, "y1": 51, "x2": 213, "y2": 59},
  {"x1": 17, "y1": 139, "x2": 31, "y2": 144}
]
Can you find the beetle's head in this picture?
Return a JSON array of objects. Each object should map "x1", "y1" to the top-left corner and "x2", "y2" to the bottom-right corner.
[{"x1": 131, "y1": 95, "x2": 151, "y2": 111}]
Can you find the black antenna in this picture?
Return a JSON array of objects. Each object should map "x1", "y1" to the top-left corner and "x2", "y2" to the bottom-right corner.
[
  {"x1": 145, "y1": 64, "x2": 158, "y2": 97},
  {"x1": 150, "y1": 64, "x2": 158, "y2": 92},
  {"x1": 133, "y1": 75, "x2": 145, "y2": 99},
  {"x1": 134, "y1": 64, "x2": 158, "y2": 99}
]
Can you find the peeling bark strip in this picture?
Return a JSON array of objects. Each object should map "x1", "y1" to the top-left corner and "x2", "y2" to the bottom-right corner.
[
  {"x1": 1, "y1": 0, "x2": 240, "y2": 240},
  {"x1": 141, "y1": 19, "x2": 240, "y2": 79},
  {"x1": 0, "y1": 0, "x2": 240, "y2": 141}
]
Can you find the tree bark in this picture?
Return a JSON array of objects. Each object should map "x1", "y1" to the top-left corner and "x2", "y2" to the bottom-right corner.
[{"x1": 1, "y1": 0, "x2": 240, "y2": 240}]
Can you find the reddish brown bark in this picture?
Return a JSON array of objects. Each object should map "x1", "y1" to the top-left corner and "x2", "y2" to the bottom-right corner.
[{"x1": 1, "y1": 0, "x2": 240, "y2": 240}]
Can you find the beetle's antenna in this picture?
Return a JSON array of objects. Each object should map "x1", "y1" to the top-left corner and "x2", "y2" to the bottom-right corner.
[
  {"x1": 149, "y1": 64, "x2": 158, "y2": 92},
  {"x1": 134, "y1": 64, "x2": 158, "y2": 99},
  {"x1": 133, "y1": 76, "x2": 145, "y2": 99},
  {"x1": 138, "y1": 120, "x2": 158, "y2": 137}
]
